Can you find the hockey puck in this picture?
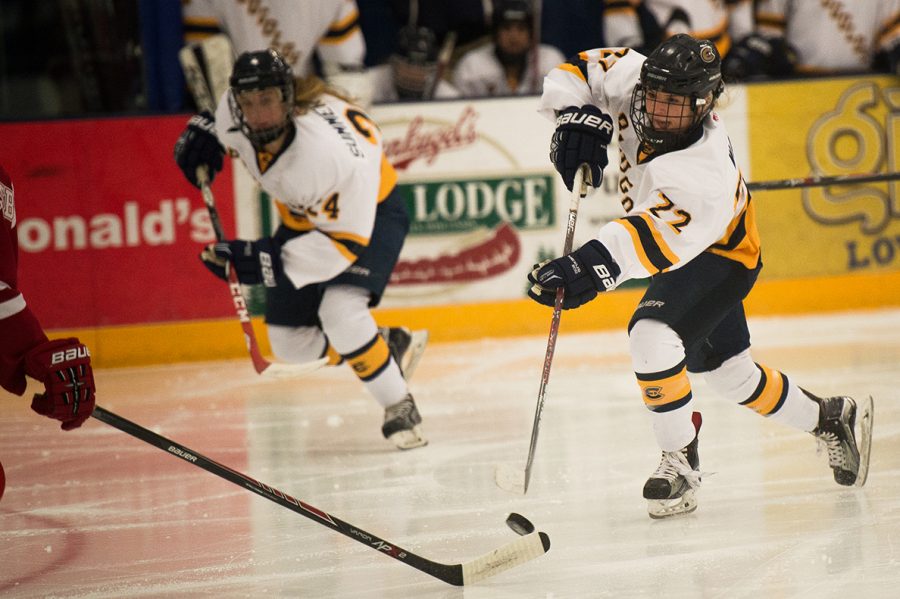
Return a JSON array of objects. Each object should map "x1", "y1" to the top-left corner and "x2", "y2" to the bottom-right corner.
[{"x1": 506, "y1": 512, "x2": 535, "y2": 536}]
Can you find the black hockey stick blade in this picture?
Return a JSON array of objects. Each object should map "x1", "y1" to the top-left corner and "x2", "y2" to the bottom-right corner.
[{"x1": 91, "y1": 406, "x2": 550, "y2": 585}]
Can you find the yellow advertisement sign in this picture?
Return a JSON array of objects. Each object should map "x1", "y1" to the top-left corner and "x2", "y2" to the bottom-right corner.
[{"x1": 748, "y1": 75, "x2": 900, "y2": 279}]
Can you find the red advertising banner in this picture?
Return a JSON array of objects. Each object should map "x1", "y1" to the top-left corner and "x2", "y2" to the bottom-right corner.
[{"x1": 0, "y1": 115, "x2": 236, "y2": 328}]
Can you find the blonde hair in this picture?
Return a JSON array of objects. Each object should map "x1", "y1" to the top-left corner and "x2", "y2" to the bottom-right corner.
[{"x1": 293, "y1": 75, "x2": 357, "y2": 114}]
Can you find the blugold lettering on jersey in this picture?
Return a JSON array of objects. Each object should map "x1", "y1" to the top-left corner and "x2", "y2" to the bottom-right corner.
[
  {"x1": 740, "y1": 363, "x2": 789, "y2": 416},
  {"x1": 343, "y1": 333, "x2": 391, "y2": 381},
  {"x1": 636, "y1": 361, "x2": 692, "y2": 413},
  {"x1": 617, "y1": 213, "x2": 678, "y2": 273}
]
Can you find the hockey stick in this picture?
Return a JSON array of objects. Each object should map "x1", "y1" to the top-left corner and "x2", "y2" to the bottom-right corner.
[
  {"x1": 178, "y1": 34, "x2": 234, "y2": 112},
  {"x1": 747, "y1": 171, "x2": 900, "y2": 191},
  {"x1": 197, "y1": 168, "x2": 327, "y2": 378},
  {"x1": 496, "y1": 165, "x2": 588, "y2": 495},
  {"x1": 91, "y1": 405, "x2": 551, "y2": 585},
  {"x1": 425, "y1": 31, "x2": 457, "y2": 100}
]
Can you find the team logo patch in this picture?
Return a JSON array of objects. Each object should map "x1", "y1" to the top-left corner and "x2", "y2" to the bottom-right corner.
[
  {"x1": 644, "y1": 386, "x2": 664, "y2": 400},
  {"x1": 699, "y1": 46, "x2": 716, "y2": 63}
]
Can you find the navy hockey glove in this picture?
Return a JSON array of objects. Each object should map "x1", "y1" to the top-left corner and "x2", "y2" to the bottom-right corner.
[
  {"x1": 550, "y1": 105, "x2": 613, "y2": 191},
  {"x1": 200, "y1": 238, "x2": 282, "y2": 287},
  {"x1": 174, "y1": 111, "x2": 225, "y2": 188},
  {"x1": 722, "y1": 34, "x2": 797, "y2": 81},
  {"x1": 527, "y1": 240, "x2": 621, "y2": 310}
]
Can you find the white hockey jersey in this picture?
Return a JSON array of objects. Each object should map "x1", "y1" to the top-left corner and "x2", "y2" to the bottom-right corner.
[
  {"x1": 539, "y1": 48, "x2": 759, "y2": 287},
  {"x1": 182, "y1": 0, "x2": 366, "y2": 77},
  {"x1": 214, "y1": 93, "x2": 396, "y2": 289},
  {"x1": 453, "y1": 43, "x2": 566, "y2": 97},
  {"x1": 604, "y1": 0, "x2": 754, "y2": 57},
  {"x1": 756, "y1": 0, "x2": 900, "y2": 72},
  {"x1": 369, "y1": 63, "x2": 461, "y2": 103}
]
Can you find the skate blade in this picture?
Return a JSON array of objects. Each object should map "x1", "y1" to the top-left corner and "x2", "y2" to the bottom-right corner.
[
  {"x1": 854, "y1": 395, "x2": 874, "y2": 487},
  {"x1": 647, "y1": 489, "x2": 698, "y2": 519},
  {"x1": 402, "y1": 330, "x2": 429, "y2": 380},
  {"x1": 388, "y1": 426, "x2": 428, "y2": 450}
]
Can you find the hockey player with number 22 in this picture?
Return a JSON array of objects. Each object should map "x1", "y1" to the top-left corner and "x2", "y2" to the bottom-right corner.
[
  {"x1": 173, "y1": 49, "x2": 427, "y2": 450},
  {"x1": 529, "y1": 34, "x2": 873, "y2": 518},
  {"x1": 0, "y1": 164, "x2": 96, "y2": 433}
]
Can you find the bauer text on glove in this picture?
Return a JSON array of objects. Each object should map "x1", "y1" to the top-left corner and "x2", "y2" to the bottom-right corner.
[
  {"x1": 24, "y1": 338, "x2": 96, "y2": 431},
  {"x1": 200, "y1": 238, "x2": 283, "y2": 287},
  {"x1": 527, "y1": 240, "x2": 620, "y2": 309},
  {"x1": 550, "y1": 105, "x2": 613, "y2": 191}
]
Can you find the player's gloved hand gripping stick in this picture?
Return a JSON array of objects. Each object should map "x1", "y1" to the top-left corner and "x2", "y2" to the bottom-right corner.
[{"x1": 196, "y1": 166, "x2": 327, "y2": 378}]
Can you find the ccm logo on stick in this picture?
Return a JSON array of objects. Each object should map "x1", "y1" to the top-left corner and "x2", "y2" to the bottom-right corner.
[{"x1": 50, "y1": 346, "x2": 90, "y2": 365}]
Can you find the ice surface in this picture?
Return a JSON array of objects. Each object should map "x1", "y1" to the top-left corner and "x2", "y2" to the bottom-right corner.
[{"x1": 1, "y1": 308, "x2": 899, "y2": 597}]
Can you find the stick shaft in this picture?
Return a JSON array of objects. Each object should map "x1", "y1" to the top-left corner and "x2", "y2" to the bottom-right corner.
[
  {"x1": 747, "y1": 171, "x2": 900, "y2": 191},
  {"x1": 522, "y1": 165, "x2": 587, "y2": 493}
]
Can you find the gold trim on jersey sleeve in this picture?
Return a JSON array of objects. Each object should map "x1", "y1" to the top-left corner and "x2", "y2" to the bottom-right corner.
[
  {"x1": 707, "y1": 181, "x2": 761, "y2": 269},
  {"x1": 322, "y1": 9, "x2": 360, "y2": 44},
  {"x1": 617, "y1": 213, "x2": 678, "y2": 274},
  {"x1": 558, "y1": 63, "x2": 588, "y2": 84}
]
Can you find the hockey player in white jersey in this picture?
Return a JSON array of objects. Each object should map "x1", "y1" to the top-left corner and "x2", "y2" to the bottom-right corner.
[
  {"x1": 528, "y1": 34, "x2": 873, "y2": 517},
  {"x1": 730, "y1": 0, "x2": 900, "y2": 76},
  {"x1": 182, "y1": 0, "x2": 373, "y2": 106},
  {"x1": 603, "y1": 0, "x2": 754, "y2": 58},
  {"x1": 173, "y1": 49, "x2": 428, "y2": 450},
  {"x1": 453, "y1": 0, "x2": 565, "y2": 97}
]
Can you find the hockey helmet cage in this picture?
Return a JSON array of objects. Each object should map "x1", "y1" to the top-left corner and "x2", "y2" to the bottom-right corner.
[
  {"x1": 228, "y1": 49, "x2": 295, "y2": 147},
  {"x1": 630, "y1": 34, "x2": 724, "y2": 153},
  {"x1": 391, "y1": 26, "x2": 440, "y2": 99}
]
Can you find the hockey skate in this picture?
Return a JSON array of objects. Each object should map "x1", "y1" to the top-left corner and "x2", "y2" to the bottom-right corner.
[
  {"x1": 643, "y1": 413, "x2": 702, "y2": 519},
  {"x1": 812, "y1": 395, "x2": 874, "y2": 487},
  {"x1": 382, "y1": 395, "x2": 427, "y2": 450},
  {"x1": 379, "y1": 326, "x2": 429, "y2": 380}
]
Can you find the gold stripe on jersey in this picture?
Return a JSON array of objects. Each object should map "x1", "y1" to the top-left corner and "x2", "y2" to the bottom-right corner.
[
  {"x1": 322, "y1": 10, "x2": 360, "y2": 44},
  {"x1": 182, "y1": 17, "x2": 221, "y2": 41},
  {"x1": 707, "y1": 180, "x2": 760, "y2": 269},
  {"x1": 604, "y1": 0, "x2": 637, "y2": 16},
  {"x1": 877, "y1": 14, "x2": 900, "y2": 47},
  {"x1": 617, "y1": 213, "x2": 678, "y2": 274},
  {"x1": 344, "y1": 333, "x2": 391, "y2": 381},
  {"x1": 740, "y1": 363, "x2": 789, "y2": 416},
  {"x1": 756, "y1": 12, "x2": 786, "y2": 31},
  {"x1": 378, "y1": 157, "x2": 397, "y2": 202},
  {"x1": 558, "y1": 62, "x2": 587, "y2": 83},
  {"x1": 636, "y1": 361, "x2": 692, "y2": 413}
]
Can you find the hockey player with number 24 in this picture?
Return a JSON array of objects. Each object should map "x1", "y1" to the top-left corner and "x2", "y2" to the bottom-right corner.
[
  {"x1": 173, "y1": 49, "x2": 428, "y2": 450},
  {"x1": 529, "y1": 34, "x2": 873, "y2": 518}
]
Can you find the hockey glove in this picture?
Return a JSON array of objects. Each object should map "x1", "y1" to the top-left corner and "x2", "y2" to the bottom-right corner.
[
  {"x1": 200, "y1": 238, "x2": 282, "y2": 287},
  {"x1": 174, "y1": 111, "x2": 225, "y2": 188},
  {"x1": 527, "y1": 240, "x2": 621, "y2": 310},
  {"x1": 24, "y1": 338, "x2": 95, "y2": 431},
  {"x1": 722, "y1": 34, "x2": 797, "y2": 81},
  {"x1": 550, "y1": 105, "x2": 613, "y2": 191}
]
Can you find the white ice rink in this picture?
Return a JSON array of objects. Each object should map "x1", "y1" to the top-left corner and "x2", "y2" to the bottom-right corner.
[{"x1": 1, "y1": 308, "x2": 899, "y2": 598}]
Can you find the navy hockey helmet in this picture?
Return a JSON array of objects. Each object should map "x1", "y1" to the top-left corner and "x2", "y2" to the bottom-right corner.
[
  {"x1": 391, "y1": 25, "x2": 440, "y2": 99},
  {"x1": 228, "y1": 49, "x2": 295, "y2": 147},
  {"x1": 630, "y1": 34, "x2": 724, "y2": 153}
]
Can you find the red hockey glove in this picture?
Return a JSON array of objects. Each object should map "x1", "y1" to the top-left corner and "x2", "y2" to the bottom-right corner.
[{"x1": 24, "y1": 338, "x2": 96, "y2": 431}]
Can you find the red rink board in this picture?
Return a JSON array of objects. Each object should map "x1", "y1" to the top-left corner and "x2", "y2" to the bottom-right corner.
[{"x1": 0, "y1": 115, "x2": 236, "y2": 328}]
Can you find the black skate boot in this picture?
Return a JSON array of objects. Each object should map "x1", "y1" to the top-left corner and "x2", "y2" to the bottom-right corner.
[
  {"x1": 643, "y1": 412, "x2": 702, "y2": 519},
  {"x1": 811, "y1": 395, "x2": 873, "y2": 487},
  {"x1": 382, "y1": 395, "x2": 427, "y2": 450},
  {"x1": 379, "y1": 327, "x2": 429, "y2": 380}
]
